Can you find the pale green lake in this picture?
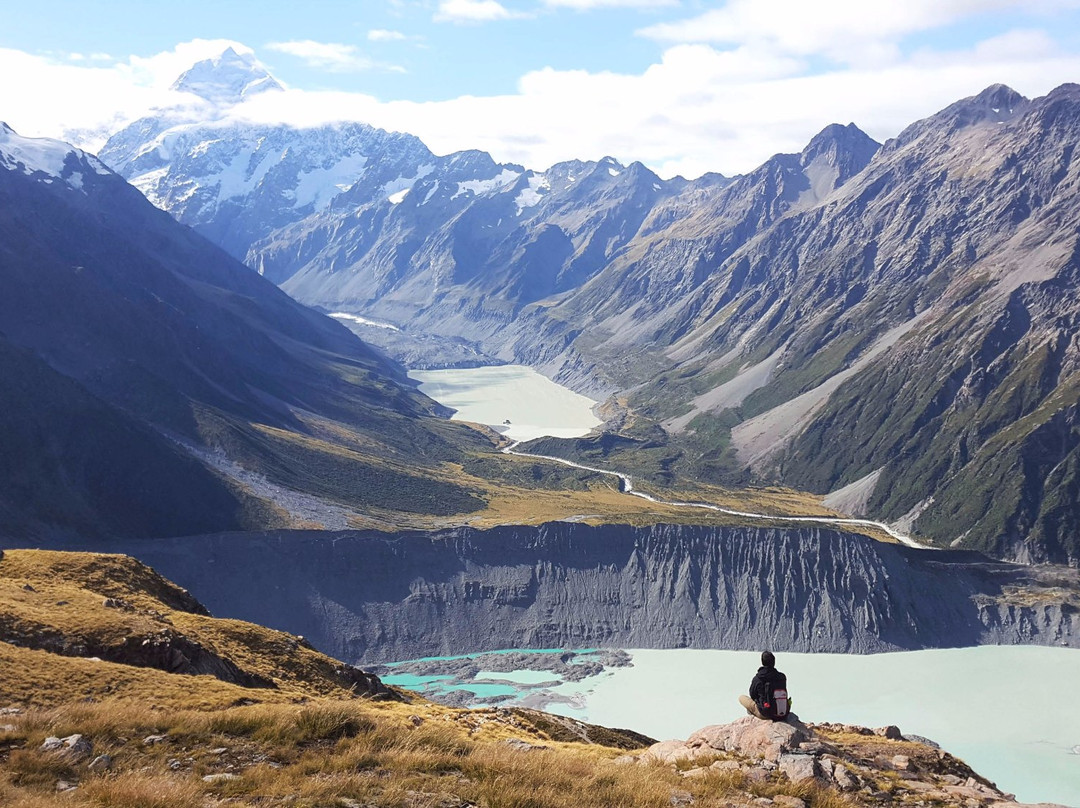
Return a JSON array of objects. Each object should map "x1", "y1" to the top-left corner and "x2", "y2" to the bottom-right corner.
[
  {"x1": 383, "y1": 647, "x2": 1080, "y2": 806},
  {"x1": 409, "y1": 365, "x2": 601, "y2": 442}
]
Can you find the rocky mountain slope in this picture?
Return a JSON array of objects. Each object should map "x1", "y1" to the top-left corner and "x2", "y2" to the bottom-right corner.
[
  {"x1": 99, "y1": 52, "x2": 731, "y2": 368},
  {"x1": 501, "y1": 85, "x2": 1080, "y2": 566},
  {"x1": 55, "y1": 521, "x2": 1078, "y2": 665},
  {"x1": 0, "y1": 123, "x2": 495, "y2": 539}
]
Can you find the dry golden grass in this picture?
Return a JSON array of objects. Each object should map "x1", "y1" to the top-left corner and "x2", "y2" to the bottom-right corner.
[
  {"x1": 80, "y1": 772, "x2": 205, "y2": 808},
  {"x1": 0, "y1": 643, "x2": 300, "y2": 710},
  {"x1": 245, "y1": 403, "x2": 893, "y2": 544},
  {"x1": 0, "y1": 549, "x2": 397, "y2": 704},
  {"x1": 205, "y1": 396, "x2": 901, "y2": 547},
  {"x1": 0, "y1": 549, "x2": 198, "y2": 611},
  {"x1": 0, "y1": 696, "x2": 866, "y2": 808}
]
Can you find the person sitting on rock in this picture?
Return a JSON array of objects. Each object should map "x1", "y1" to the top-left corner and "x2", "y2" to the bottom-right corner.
[{"x1": 739, "y1": 650, "x2": 791, "y2": 721}]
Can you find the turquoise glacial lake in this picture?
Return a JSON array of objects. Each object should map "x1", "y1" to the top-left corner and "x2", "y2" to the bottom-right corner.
[{"x1": 382, "y1": 646, "x2": 1080, "y2": 807}]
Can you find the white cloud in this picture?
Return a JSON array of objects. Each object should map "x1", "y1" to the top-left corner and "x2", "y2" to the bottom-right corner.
[
  {"x1": 368, "y1": 29, "x2": 408, "y2": 41},
  {"x1": 434, "y1": 0, "x2": 529, "y2": 22},
  {"x1": 122, "y1": 39, "x2": 258, "y2": 88},
  {"x1": 3, "y1": 28, "x2": 1080, "y2": 181},
  {"x1": 0, "y1": 40, "x2": 238, "y2": 148},
  {"x1": 639, "y1": 0, "x2": 1080, "y2": 62},
  {"x1": 542, "y1": 0, "x2": 677, "y2": 8},
  {"x1": 265, "y1": 40, "x2": 404, "y2": 73},
  {"x1": 227, "y1": 31, "x2": 1080, "y2": 178}
]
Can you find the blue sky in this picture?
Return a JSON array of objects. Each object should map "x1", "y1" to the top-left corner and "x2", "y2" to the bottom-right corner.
[
  {"x1": 3, "y1": 1, "x2": 1080, "y2": 177},
  {"x1": 1, "y1": 0, "x2": 684, "y2": 99}
]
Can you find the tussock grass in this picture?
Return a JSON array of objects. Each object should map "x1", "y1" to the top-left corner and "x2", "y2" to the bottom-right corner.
[
  {"x1": 0, "y1": 783, "x2": 67, "y2": 808},
  {"x1": 4, "y1": 749, "x2": 77, "y2": 789},
  {"x1": 80, "y1": 772, "x2": 204, "y2": 808},
  {"x1": 295, "y1": 703, "x2": 376, "y2": 742},
  {"x1": 1, "y1": 698, "x2": 856, "y2": 808},
  {"x1": 0, "y1": 549, "x2": 401, "y2": 706}
]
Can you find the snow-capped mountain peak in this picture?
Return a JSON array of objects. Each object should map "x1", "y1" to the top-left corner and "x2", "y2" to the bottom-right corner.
[
  {"x1": 0, "y1": 123, "x2": 111, "y2": 190},
  {"x1": 171, "y1": 47, "x2": 283, "y2": 106}
]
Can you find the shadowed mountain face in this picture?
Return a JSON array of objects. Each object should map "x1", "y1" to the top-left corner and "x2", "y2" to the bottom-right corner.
[
  {"x1": 0, "y1": 335, "x2": 265, "y2": 539},
  {"x1": 0, "y1": 124, "x2": 487, "y2": 539},
  {"x1": 101, "y1": 70, "x2": 1080, "y2": 564}
]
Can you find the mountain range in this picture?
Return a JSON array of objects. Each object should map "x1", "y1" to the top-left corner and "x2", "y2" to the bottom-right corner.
[
  {"x1": 95, "y1": 51, "x2": 1080, "y2": 565},
  {"x1": 0, "y1": 120, "x2": 492, "y2": 540}
]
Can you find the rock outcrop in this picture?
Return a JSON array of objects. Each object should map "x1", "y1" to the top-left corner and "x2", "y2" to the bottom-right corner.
[{"x1": 637, "y1": 716, "x2": 1067, "y2": 808}]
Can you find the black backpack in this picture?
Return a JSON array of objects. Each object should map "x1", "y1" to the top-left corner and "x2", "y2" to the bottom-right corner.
[{"x1": 757, "y1": 675, "x2": 789, "y2": 721}]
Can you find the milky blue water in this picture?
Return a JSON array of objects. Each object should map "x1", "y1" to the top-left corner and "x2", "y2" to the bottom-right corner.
[
  {"x1": 408, "y1": 365, "x2": 601, "y2": 441},
  {"x1": 383, "y1": 646, "x2": 1080, "y2": 807}
]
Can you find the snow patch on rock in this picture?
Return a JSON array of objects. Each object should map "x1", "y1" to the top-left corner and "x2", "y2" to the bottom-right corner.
[{"x1": 453, "y1": 168, "x2": 521, "y2": 199}]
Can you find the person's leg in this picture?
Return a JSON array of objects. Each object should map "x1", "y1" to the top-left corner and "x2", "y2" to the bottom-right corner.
[{"x1": 738, "y1": 695, "x2": 765, "y2": 720}]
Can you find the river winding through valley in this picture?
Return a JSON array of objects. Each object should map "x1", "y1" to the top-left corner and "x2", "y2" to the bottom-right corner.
[{"x1": 502, "y1": 442, "x2": 927, "y2": 549}]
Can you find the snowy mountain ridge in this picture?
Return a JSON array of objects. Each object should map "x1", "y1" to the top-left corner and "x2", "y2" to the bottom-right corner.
[
  {"x1": 100, "y1": 117, "x2": 439, "y2": 262},
  {"x1": 98, "y1": 51, "x2": 672, "y2": 292},
  {"x1": 0, "y1": 122, "x2": 112, "y2": 191}
]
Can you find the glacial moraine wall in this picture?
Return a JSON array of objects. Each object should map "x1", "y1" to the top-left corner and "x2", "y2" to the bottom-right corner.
[{"x1": 20, "y1": 522, "x2": 1077, "y2": 664}]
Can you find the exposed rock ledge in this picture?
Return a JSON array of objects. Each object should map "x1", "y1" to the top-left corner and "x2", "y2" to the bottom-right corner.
[{"x1": 633, "y1": 715, "x2": 1068, "y2": 808}]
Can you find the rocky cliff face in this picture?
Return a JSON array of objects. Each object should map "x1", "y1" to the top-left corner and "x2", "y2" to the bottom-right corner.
[{"x1": 77, "y1": 522, "x2": 1078, "y2": 665}]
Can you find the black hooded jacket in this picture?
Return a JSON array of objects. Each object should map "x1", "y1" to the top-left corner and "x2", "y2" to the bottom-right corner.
[{"x1": 749, "y1": 665, "x2": 787, "y2": 705}]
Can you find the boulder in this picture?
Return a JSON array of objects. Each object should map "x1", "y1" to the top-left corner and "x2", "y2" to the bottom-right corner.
[
  {"x1": 503, "y1": 738, "x2": 548, "y2": 752},
  {"x1": 874, "y1": 725, "x2": 902, "y2": 740},
  {"x1": 88, "y1": 755, "x2": 112, "y2": 772},
  {"x1": 640, "y1": 739, "x2": 704, "y2": 765},
  {"x1": 832, "y1": 764, "x2": 860, "y2": 791},
  {"x1": 202, "y1": 773, "x2": 240, "y2": 783},
  {"x1": 710, "y1": 760, "x2": 742, "y2": 771},
  {"x1": 686, "y1": 715, "x2": 810, "y2": 762},
  {"x1": 777, "y1": 753, "x2": 819, "y2": 782},
  {"x1": 773, "y1": 797, "x2": 807, "y2": 808},
  {"x1": 668, "y1": 789, "x2": 693, "y2": 806},
  {"x1": 41, "y1": 734, "x2": 92, "y2": 763}
]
